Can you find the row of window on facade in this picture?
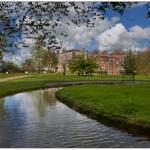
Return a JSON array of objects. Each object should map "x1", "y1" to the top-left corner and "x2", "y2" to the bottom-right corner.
[{"x1": 56, "y1": 48, "x2": 125, "y2": 75}]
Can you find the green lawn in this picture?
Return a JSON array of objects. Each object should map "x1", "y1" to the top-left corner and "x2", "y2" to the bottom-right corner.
[
  {"x1": 0, "y1": 72, "x2": 150, "y2": 80},
  {"x1": 0, "y1": 73, "x2": 150, "y2": 99},
  {"x1": 135, "y1": 74, "x2": 150, "y2": 80},
  {"x1": 57, "y1": 83, "x2": 150, "y2": 126},
  {"x1": 10, "y1": 73, "x2": 150, "y2": 81}
]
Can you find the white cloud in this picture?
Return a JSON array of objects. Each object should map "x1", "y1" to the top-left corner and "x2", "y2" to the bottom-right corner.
[
  {"x1": 4, "y1": 48, "x2": 32, "y2": 65},
  {"x1": 97, "y1": 23, "x2": 127, "y2": 50},
  {"x1": 130, "y1": 2, "x2": 146, "y2": 8},
  {"x1": 57, "y1": 16, "x2": 120, "y2": 49},
  {"x1": 128, "y1": 25, "x2": 150, "y2": 39},
  {"x1": 96, "y1": 23, "x2": 150, "y2": 51}
]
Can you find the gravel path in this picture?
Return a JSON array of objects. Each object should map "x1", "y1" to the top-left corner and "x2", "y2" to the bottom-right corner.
[{"x1": 0, "y1": 75, "x2": 33, "y2": 83}]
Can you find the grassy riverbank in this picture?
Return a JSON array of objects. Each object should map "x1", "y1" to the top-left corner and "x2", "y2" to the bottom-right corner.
[
  {"x1": 56, "y1": 83, "x2": 150, "y2": 130},
  {"x1": 0, "y1": 73, "x2": 150, "y2": 98},
  {"x1": 0, "y1": 73, "x2": 115, "y2": 98},
  {"x1": 1, "y1": 73, "x2": 150, "y2": 134}
]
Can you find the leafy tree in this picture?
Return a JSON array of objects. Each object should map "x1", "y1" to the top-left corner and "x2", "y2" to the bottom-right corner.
[
  {"x1": 32, "y1": 38, "x2": 45, "y2": 73},
  {"x1": 122, "y1": 49, "x2": 136, "y2": 74},
  {"x1": 69, "y1": 56, "x2": 98, "y2": 75},
  {"x1": 2, "y1": 61, "x2": 20, "y2": 73},
  {"x1": 41, "y1": 48, "x2": 58, "y2": 71},
  {"x1": 21, "y1": 59, "x2": 35, "y2": 72},
  {"x1": 85, "y1": 57, "x2": 98, "y2": 75},
  {"x1": 0, "y1": 34, "x2": 6, "y2": 72},
  {"x1": 0, "y1": 2, "x2": 102, "y2": 49},
  {"x1": 69, "y1": 56, "x2": 85, "y2": 75},
  {"x1": 135, "y1": 49, "x2": 150, "y2": 75}
]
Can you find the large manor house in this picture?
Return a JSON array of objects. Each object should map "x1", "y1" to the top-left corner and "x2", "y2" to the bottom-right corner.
[{"x1": 55, "y1": 48, "x2": 125, "y2": 75}]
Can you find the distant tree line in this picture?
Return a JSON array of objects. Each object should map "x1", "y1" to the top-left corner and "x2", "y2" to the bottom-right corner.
[
  {"x1": 122, "y1": 48, "x2": 150, "y2": 75},
  {"x1": 0, "y1": 46, "x2": 150, "y2": 75},
  {"x1": 135, "y1": 49, "x2": 150, "y2": 75},
  {"x1": 122, "y1": 49, "x2": 136, "y2": 74},
  {"x1": 21, "y1": 39, "x2": 58, "y2": 73},
  {"x1": 0, "y1": 39, "x2": 58, "y2": 73}
]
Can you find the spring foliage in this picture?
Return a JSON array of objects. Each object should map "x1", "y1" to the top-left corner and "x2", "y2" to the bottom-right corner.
[
  {"x1": 122, "y1": 49, "x2": 135, "y2": 73},
  {"x1": 69, "y1": 56, "x2": 98, "y2": 75}
]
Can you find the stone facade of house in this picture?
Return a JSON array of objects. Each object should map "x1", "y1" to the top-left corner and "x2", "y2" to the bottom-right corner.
[
  {"x1": 56, "y1": 48, "x2": 125, "y2": 75},
  {"x1": 57, "y1": 48, "x2": 88, "y2": 73}
]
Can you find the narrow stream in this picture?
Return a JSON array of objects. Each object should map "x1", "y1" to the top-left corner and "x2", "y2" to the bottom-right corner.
[{"x1": 0, "y1": 88, "x2": 150, "y2": 148}]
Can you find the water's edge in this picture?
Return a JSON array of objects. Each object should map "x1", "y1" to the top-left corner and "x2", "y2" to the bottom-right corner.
[
  {"x1": 1, "y1": 80, "x2": 150, "y2": 139},
  {"x1": 1, "y1": 87, "x2": 150, "y2": 147},
  {"x1": 56, "y1": 90, "x2": 150, "y2": 138}
]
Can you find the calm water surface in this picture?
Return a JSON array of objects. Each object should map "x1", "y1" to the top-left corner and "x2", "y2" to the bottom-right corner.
[{"x1": 0, "y1": 88, "x2": 150, "y2": 148}]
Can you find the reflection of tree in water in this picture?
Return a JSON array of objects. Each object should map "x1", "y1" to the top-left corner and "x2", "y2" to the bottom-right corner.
[
  {"x1": 33, "y1": 88, "x2": 59, "y2": 117},
  {"x1": 43, "y1": 88, "x2": 58, "y2": 105},
  {"x1": 0, "y1": 98, "x2": 6, "y2": 118}
]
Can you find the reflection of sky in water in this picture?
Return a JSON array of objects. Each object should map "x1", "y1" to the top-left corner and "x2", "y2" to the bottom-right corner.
[
  {"x1": 5, "y1": 93, "x2": 34, "y2": 121},
  {"x1": 0, "y1": 88, "x2": 60, "y2": 147},
  {"x1": 0, "y1": 88, "x2": 150, "y2": 148},
  {"x1": 3, "y1": 88, "x2": 59, "y2": 121},
  {"x1": 0, "y1": 94, "x2": 27, "y2": 147}
]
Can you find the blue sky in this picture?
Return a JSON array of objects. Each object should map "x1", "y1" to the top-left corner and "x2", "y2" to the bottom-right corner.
[
  {"x1": 106, "y1": 4, "x2": 149, "y2": 28},
  {"x1": 74, "y1": 3, "x2": 150, "y2": 51}
]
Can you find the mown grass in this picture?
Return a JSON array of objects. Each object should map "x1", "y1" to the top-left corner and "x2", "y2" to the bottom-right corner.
[
  {"x1": 135, "y1": 74, "x2": 150, "y2": 81},
  {"x1": 57, "y1": 83, "x2": 150, "y2": 126},
  {"x1": 12, "y1": 73, "x2": 150, "y2": 81},
  {"x1": 0, "y1": 73, "x2": 150, "y2": 99},
  {"x1": 0, "y1": 72, "x2": 150, "y2": 80}
]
